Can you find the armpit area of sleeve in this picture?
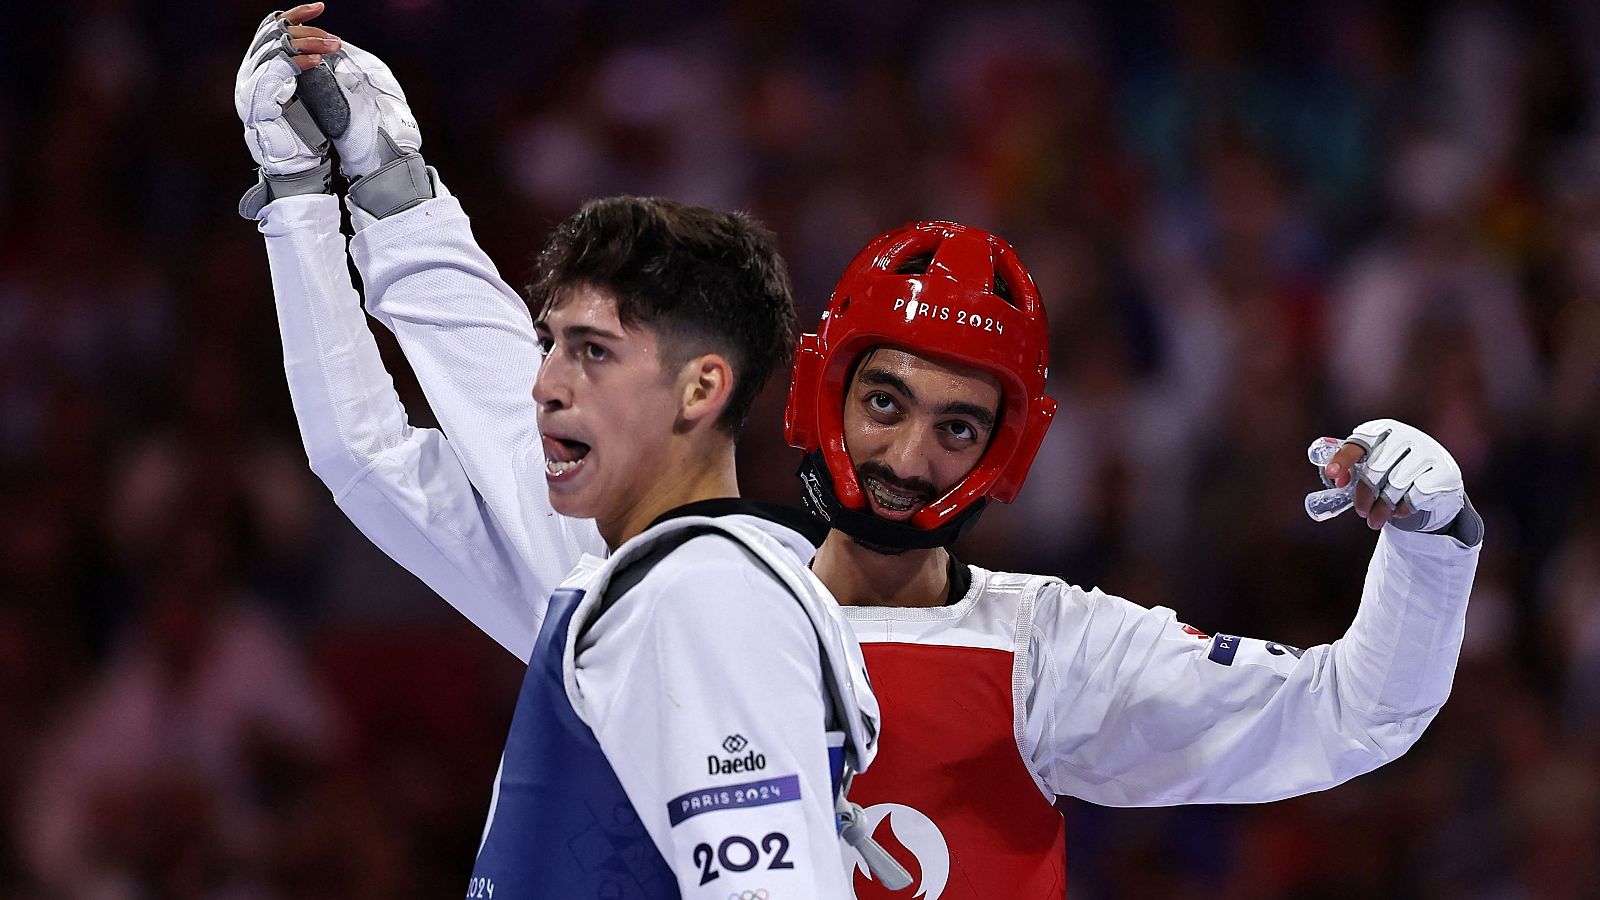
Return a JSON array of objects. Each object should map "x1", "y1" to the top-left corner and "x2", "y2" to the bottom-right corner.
[{"x1": 258, "y1": 192, "x2": 343, "y2": 236}]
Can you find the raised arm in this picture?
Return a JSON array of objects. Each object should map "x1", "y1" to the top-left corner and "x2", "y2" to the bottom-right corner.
[
  {"x1": 257, "y1": 194, "x2": 558, "y2": 657},
  {"x1": 237, "y1": 6, "x2": 587, "y2": 658},
  {"x1": 290, "y1": 23, "x2": 605, "y2": 578},
  {"x1": 347, "y1": 189, "x2": 601, "y2": 580},
  {"x1": 1025, "y1": 420, "x2": 1482, "y2": 805}
]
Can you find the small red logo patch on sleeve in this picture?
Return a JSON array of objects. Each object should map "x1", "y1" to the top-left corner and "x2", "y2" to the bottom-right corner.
[{"x1": 1181, "y1": 624, "x2": 1210, "y2": 639}]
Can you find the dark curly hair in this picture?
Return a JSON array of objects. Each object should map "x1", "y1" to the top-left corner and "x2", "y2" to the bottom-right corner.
[{"x1": 528, "y1": 196, "x2": 796, "y2": 434}]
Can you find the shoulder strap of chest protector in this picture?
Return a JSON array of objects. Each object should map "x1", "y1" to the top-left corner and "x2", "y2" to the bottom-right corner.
[{"x1": 577, "y1": 521, "x2": 911, "y2": 890}]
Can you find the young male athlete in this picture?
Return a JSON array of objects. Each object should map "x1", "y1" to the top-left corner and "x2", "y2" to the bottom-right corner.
[
  {"x1": 239, "y1": 8, "x2": 1482, "y2": 899},
  {"x1": 235, "y1": 7, "x2": 887, "y2": 897}
]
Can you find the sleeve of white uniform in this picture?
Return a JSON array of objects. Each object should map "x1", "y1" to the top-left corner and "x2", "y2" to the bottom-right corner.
[
  {"x1": 577, "y1": 545, "x2": 852, "y2": 899},
  {"x1": 347, "y1": 193, "x2": 606, "y2": 576},
  {"x1": 1026, "y1": 524, "x2": 1480, "y2": 806},
  {"x1": 259, "y1": 194, "x2": 554, "y2": 660}
]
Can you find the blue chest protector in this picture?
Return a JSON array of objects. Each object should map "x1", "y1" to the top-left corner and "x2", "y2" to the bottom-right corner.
[
  {"x1": 469, "y1": 526, "x2": 854, "y2": 899},
  {"x1": 468, "y1": 584, "x2": 679, "y2": 899}
]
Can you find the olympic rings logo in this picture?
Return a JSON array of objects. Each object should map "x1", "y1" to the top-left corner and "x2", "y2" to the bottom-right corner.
[{"x1": 727, "y1": 891, "x2": 769, "y2": 900}]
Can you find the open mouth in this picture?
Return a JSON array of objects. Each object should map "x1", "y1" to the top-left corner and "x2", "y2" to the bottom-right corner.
[
  {"x1": 543, "y1": 435, "x2": 592, "y2": 480},
  {"x1": 864, "y1": 476, "x2": 924, "y2": 514}
]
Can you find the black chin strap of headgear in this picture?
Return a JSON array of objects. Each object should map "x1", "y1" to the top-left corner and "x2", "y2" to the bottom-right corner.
[{"x1": 796, "y1": 450, "x2": 986, "y2": 552}]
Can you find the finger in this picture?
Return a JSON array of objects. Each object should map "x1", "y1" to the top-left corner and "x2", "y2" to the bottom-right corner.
[
  {"x1": 292, "y1": 53, "x2": 324, "y2": 71},
  {"x1": 280, "y1": 2, "x2": 326, "y2": 27},
  {"x1": 1393, "y1": 498, "x2": 1414, "y2": 518},
  {"x1": 1354, "y1": 480, "x2": 1378, "y2": 518},
  {"x1": 289, "y1": 35, "x2": 342, "y2": 55},
  {"x1": 247, "y1": 12, "x2": 289, "y2": 66},
  {"x1": 1354, "y1": 480, "x2": 1402, "y2": 530},
  {"x1": 285, "y1": 25, "x2": 338, "y2": 40},
  {"x1": 1368, "y1": 499, "x2": 1392, "y2": 530},
  {"x1": 1324, "y1": 442, "x2": 1368, "y2": 488}
]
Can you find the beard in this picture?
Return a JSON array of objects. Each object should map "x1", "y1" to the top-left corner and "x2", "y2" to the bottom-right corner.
[{"x1": 847, "y1": 462, "x2": 939, "y2": 555}]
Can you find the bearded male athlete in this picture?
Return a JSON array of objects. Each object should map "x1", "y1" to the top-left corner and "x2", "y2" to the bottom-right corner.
[
  {"x1": 241, "y1": 9, "x2": 1481, "y2": 899},
  {"x1": 784, "y1": 223, "x2": 1480, "y2": 897}
]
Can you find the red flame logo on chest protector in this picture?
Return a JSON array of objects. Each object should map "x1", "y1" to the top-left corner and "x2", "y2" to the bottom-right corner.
[{"x1": 847, "y1": 803, "x2": 950, "y2": 899}]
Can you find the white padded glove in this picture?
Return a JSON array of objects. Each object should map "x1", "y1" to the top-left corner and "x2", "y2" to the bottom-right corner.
[
  {"x1": 305, "y1": 40, "x2": 434, "y2": 220},
  {"x1": 323, "y1": 40, "x2": 422, "y2": 179},
  {"x1": 235, "y1": 11, "x2": 328, "y2": 177},
  {"x1": 1346, "y1": 418, "x2": 1466, "y2": 534},
  {"x1": 235, "y1": 10, "x2": 332, "y2": 218}
]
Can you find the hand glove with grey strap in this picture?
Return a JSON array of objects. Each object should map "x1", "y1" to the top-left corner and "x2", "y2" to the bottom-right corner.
[
  {"x1": 235, "y1": 10, "x2": 337, "y2": 219},
  {"x1": 1347, "y1": 418, "x2": 1484, "y2": 546},
  {"x1": 313, "y1": 40, "x2": 434, "y2": 224}
]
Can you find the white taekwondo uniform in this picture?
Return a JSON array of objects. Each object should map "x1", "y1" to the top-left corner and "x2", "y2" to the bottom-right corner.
[
  {"x1": 256, "y1": 191, "x2": 1479, "y2": 899},
  {"x1": 257, "y1": 192, "x2": 878, "y2": 899}
]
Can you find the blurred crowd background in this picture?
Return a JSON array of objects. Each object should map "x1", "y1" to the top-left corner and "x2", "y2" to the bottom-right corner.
[{"x1": 3, "y1": 0, "x2": 1598, "y2": 897}]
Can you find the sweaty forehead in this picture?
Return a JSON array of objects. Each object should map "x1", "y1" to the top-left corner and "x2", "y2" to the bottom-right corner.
[
  {"x1": 853, "y1": 347, "x2": 1002, "y2": 412},
  {"x1": 536, "y1": 283, "x2": 623, "y2": 329}
]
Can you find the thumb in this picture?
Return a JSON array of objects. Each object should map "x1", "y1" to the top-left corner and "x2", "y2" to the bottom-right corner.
[{"x1": 1322, "y1": 441, "x2": 1367, "y2": 488}]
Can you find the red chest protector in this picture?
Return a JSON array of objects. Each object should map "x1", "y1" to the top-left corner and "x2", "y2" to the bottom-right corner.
[{"x1": 846, "y1": 640, "x2": 1066, "y2": 899}]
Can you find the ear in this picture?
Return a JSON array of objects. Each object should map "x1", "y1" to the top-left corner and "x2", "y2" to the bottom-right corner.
[{"x1": 677, "y1": 353, "x2": 735, "y2": 428}]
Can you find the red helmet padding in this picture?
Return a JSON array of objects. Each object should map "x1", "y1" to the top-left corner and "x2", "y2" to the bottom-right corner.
[{"x1": 785, "y1": 221, "x2": 1057, "y2": 530}]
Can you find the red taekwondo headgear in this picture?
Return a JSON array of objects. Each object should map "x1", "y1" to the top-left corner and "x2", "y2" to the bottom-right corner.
[{"x1": 785, "y1": 220, "x2": 1057, "y2": 550}]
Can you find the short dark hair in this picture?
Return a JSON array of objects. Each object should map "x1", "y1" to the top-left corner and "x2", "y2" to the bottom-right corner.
[{"x1": 528, "y1": 196, "x2": 796, "y2": 434}]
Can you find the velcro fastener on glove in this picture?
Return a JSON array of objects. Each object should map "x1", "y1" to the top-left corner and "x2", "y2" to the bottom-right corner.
[
  {"x1": 238, "y1": 158, "x2": 335, "y2": 220},
  {"x1": 346, "y1": 130, "x2": 434, "y2": 219},
  {"x1": 281, "y1": 98, "x2": 331, "y2": 157}
]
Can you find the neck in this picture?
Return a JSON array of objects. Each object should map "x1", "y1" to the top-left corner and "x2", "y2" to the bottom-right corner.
[
  {"x1": 600, "y1": 439, "x2": 740, "y2": 549},
  {"x1": 811, "y1": 529, "x2": 951, "y2": 607}
]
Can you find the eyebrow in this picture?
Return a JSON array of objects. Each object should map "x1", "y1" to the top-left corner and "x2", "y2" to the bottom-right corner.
[
  {"x1": 859, "y1": 368, "x2": 997, "y2": 428},
  {"x1": 534, "y1": 322, "x2": 627, "y2": 344}
]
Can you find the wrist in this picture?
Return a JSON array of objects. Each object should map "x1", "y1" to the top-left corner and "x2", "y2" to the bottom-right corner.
[
  {"x1": 1437, "y1": 494, "x2": 1484, "y2": 547},
  {"x1": 343, "y1": 130, "x2": 438, "y2": 225},
  {"x1": 347, "y1": 150, "x2": 433, "y2": 220},
  {"x1": 238, "y1": 158, "x2": 335, "y2": 221}
]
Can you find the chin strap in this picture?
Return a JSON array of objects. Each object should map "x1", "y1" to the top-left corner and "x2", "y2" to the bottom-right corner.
[{"x1": 796, "y1": 451, "x2": 985, "y2": 551}]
